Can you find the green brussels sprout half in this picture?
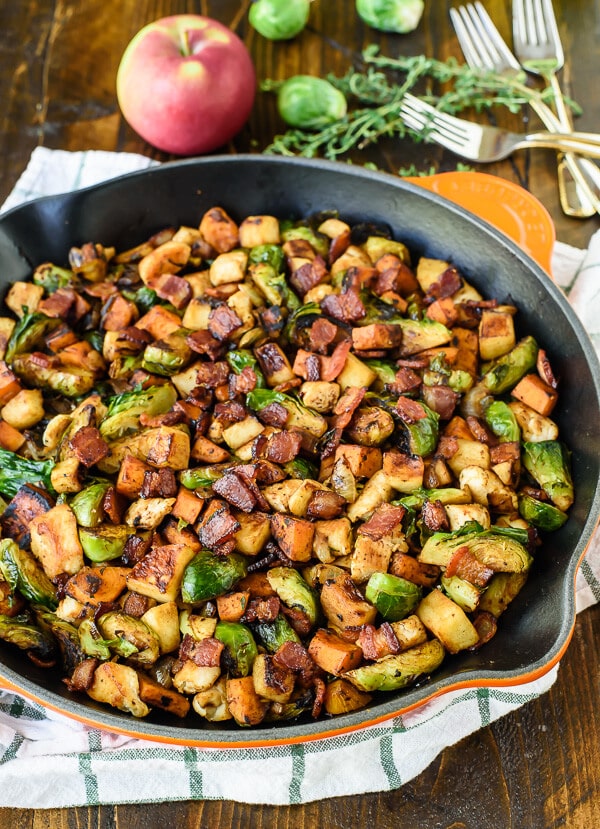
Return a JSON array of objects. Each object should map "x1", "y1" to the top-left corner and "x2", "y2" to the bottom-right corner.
[
  {"x1": 365, "y1": 571, "x2": 422, "y2": 621},
  {"x1": 79, "y1": 525, "x2": 130, "y2": 562},
  {"x1": 253, "y1": 613, "x2": 301, "y2": 652},
  {"x1": 214, "y1": 621, "x2": 258, "y2": 677},
  {"x1": 0, "y1": 539, "x2": 57, "y2": 610},
  {"x1": 356, "y1": 0, "x2": 425, "y2": 33},
  {"x1": 266, "y1": 566, "x2": 320, "y2": 627},
  {"x1": 485, "y1": 400, "x2": 521, "y2": 443},
  {"x1": 276, "y1": 76, "x2": 348, "y2": 130},
  {"x1": 521, "y1": 440, "x2": 574, "y2": 512},
  {"x1": 99, "y1": 383, "x2": 178, "y2": 442},
  {"x1": 249, "y1": 0, "x2": 310, "y2": 41},
  {"x1": 0, "y1": 612, "x2": 57, "y2": 663},
  {"x1": 518, "y1": 493, "x2": 569, "y2": 531},
  {"x1": 345, "y1": 639, "x2": 445, "y2": 692},
  {"x1": 181, "y1": 551, "x2": 248, "y2": 604},
  {"x1": 70, "y1": 482, "x2": 111, "y2": 528}
]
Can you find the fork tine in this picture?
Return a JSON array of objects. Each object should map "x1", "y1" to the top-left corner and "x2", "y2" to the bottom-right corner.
[
  {"x1": 469, "y1": 2, "x2": 521, "y2": 70},
  {"x1": 540, "y1": 0, "x2": 565, "y2": 61},
  {"x1": 449, "y1": 8, "x2": 486, "y2": 69}
]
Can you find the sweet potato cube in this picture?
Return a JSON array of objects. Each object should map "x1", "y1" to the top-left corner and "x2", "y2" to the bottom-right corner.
[
  {"x1": 511, "y1": 373, "x2": 558, "y2": 416},
  {"x1": 0, "y1": 419, "x2": 25, "y2": 451},
  {"x1": 451, "y1": 327, "x2": 479, "y2": 376},
  {"x1": 320, "y1": 575, "x2": 377, "y2": 629},
  {"x1": 216, "y1": 591, "x2": 251, "y2": 622},
  {"x1": 172, "y1": 487, "x2": 204, "y2": 524},
  {"x1": 308, "y1": 628, "x2": 363, "y2": 675},
  {"x1": 137, "y1": 673, "x2": 190, "y2": 718},
  {"x1": 426, "y1": 296, "x2": 458, "y2": 327},
  {"x1": 334, "y1": 444, "x2": 382, "y2": 479},
  {"x1": 226, "y1": 675, "x2": 269, "y2": 726},
  {"x1": 443, "y1": 416, "x2": 475, "y2": 440},
  {"x1": 0, "y1": 362, "x2": 22, "y2": 406},
  {"x1": 135, "y1": 305, "x2": 182, "y2": 339},
  {"x1": 65, "y1": 565, "x2": 129, "y2": 605},
  {"x1": 270, "y1": 513, "x2": 315, "y2": 562},
  {"x1": 116, "y1": 454, "x2": 152, "y2": 499},
  {"x1": 191, "y1": 435, "x2": 231, "y2": 463},
  {"x1": 324, "y1": 678, "x2": 372, "y2": 715}
]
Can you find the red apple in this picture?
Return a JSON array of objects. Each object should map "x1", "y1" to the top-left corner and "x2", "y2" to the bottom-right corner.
[{"x1": 116, "y1": 15, "x2": 256, "y2": 156}]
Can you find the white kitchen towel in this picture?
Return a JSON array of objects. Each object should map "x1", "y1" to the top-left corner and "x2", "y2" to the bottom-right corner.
[{"x1": 0, "y1": 147, "x2": 598, "y2": 808}]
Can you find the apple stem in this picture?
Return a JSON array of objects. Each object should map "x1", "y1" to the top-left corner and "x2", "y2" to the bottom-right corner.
[{"x1": 180, "y1": 29, "x2": 191, "y2": 57}]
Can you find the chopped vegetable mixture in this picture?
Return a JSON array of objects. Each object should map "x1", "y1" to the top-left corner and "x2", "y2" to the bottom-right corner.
[{"x1": 0, "y1": 206, "x2": 573, "y2": 726}]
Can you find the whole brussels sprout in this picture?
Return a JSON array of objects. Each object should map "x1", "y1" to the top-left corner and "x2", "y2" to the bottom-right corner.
[
  {"x1": 249, "y1": 0, "x2": 310, "y2": 41},
  {"x1": 277, "y1": 75, "x2": 348, "y2": 129},
  {"x1": 356, "y1": 0, "x2": 425, "y2": 33}
]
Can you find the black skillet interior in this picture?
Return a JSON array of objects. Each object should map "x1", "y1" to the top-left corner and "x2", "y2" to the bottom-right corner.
[{"x1": 0, "y1": 155, "x2": 598, "y2": 744}]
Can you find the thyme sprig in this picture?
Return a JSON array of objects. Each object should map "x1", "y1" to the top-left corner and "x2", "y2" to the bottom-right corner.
[{"x1": 261, "y1": 46, "x2": 580, "y2": 161}]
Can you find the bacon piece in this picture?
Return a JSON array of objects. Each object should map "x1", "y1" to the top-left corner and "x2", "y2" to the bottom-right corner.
[
  {"x1": 421, "y1": 385, "x2": 459, "y2": 420},
  {"x1": 308, "y1": 317, "x2": 338, "y2": 353},
  {"x1": 312, "y1": 676, "x2": 326, "y2": 719},
  {"x1": 122, "y1": 533, "x2": 153, "y2": 567},
  {"x1": 140, "y1": 468, "x2": 178, "y2": 499},
  {"x1": 208, "y1": 304, "x2": 243, "y2": 341},
  {"x1": 465, "y1": 416, "x2": 497, "y2": 445},
  {"x1": 180, "y1": 634, "x2": 224, "y2": 667},
  {"x1": 425, "y1": 266, "x2": 463, "y2": 301},
  {"x1": 321, "y1": 289, "x2": 366, "y2": 323},
  {"x1": 259, "y1": 305, "x2": 286, "y2": 336},
  {"x1": 139, "y1": 410, "x2": 186, "y2": 429},
  {"x1": 257, "y1": 401, "x2": 288, "y2": 428},
  {"x1": 306, "y1": 490, "x2": 346, "y2": 519},
  {"x1": 273, "y1": 641, "x2": 316, "y2": 686},
  {"x1": 186, "y1": 329, "x2": 225, "y2": 360},
  {"x1": 38, "y1": 288, "x2": 77, "y2": 320},
  {"x1": 263, "y1": 430, "x2": 303, "y2": 464},
  {"x1": 320, "y1": 427, "x2": 343, "y2": 460},
  {"x1": 290, "y1": 255, "x2": 328, "y2": 296},
  {"x1": 374, "y1": 261, "x2": 419, "y2": 297},
  {"x1": 396, "y1": 396, "x2": 427, "y2": 422},
  {"x1": 229, "y1": 366, "x2": 257, "y2": 396},
  {"x1": 281, "y1": 605, "x2": 313, "y2": 638},
  {"x1": 241, "y1": 595, "x2": 281, "y2": 623},
  {"x1": 490, "y1": 441, "x2": 520, "y2": 466},
  {"x1": 121, "y1": 592, "x2": 153, "y2": 618},
  {"x1": 212, "y1": 472, "x2": 257, "y2": 513},
  {"x1": 193, "y1": 361, "x2": 230, "y2": 390},
  {"x1": 152, "y1": 274, "x2": 193, "y2": 310},
  {"x1": 320, "y1": 340, "x2": 352, "y2": 382},
  {"x1": 389, "y1": 367, "x2": 421, "y2": 394},
  {"x1": 421, "y1": 499, "x2": 449, "y2": 532},
  {"x1": 66, "y1": 659, "x2": 99, "y2": 692},
  {"x1": 198, "y1": 502, "x2": 241, "y2": 549},
  {"x1": 69, "y1": 426, "x2": 109, "y2": 467},
  {"x1": 333, "y1": 385, "x2": 366, "y2": 429},
  {"x1": 445, "y1": 546, "x2": 494, "y2": 587},
  {"x1": 120, "y1": 326, "x2": 154, "y2": 350},
  {"x1": 357, "y1": 623, "x2": 401, "y2": 660},
  {"x1": 358, "y1": 502, "x2": 406, "y2": 540},
  {"x1": 213, "y1": 400, "x2": 247, "y2": 424}
]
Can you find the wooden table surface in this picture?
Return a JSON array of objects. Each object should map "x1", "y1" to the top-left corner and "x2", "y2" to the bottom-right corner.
[{"x1": 0, "y1": 1, "x2": 599, "y2": 826}]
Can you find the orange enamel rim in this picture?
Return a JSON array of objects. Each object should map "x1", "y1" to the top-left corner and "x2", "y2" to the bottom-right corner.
[{"x1": 405, "y1": 172, "x2": 556, "y2": 277}]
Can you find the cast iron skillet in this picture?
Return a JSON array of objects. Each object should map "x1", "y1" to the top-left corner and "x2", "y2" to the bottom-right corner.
[{"x1": 0, "y1": 155, "x2": 598, "y2": 747}]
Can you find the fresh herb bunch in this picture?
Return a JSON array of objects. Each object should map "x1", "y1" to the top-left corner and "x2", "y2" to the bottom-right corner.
[{"x1": 261, "y1": 45, "x2": 578, "y2": 160}]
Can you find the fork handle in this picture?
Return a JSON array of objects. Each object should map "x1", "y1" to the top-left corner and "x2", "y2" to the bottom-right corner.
[{"x1": 522, "y1": 133, "x2": 600, "y2": 159}]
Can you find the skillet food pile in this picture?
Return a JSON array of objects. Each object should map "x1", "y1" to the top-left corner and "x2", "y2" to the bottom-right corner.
[{"x1": 0, "y1": 206, "x2": 573, "y2": 726}]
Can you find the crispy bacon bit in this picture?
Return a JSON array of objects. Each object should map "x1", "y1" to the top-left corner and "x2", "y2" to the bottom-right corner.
[
  {"x1": 320, "y1": 339, "x2": 352, "y2": 382},
  {"x1": 198, "y1": 503, "x2": 241, "y2": 549},
  {"x1": 333, "y1": 385, "x2": 366, "y2": 429},
  {"x1": 69, "y1": 426, "x2": 109, "y2": 467},
  {"x1": 140, "y1": 468, "x2": 178, "y2": 499},
  {"x1": 490, "y1": 441, "x2": 520, "y2": 466},
  {"x1": 320, "y1": 426, "x2": 343, "y2": 459},
  {"x1": 180, "y1": 634, "x2": 224, "y2": 667},
  {"x1": 30, "y1": 351, "x2": 56, "y2": 369},
  {"x1": 257, "y1": 401, "x2": 288, "y2": 428},
  {"x1": 208, "y1": 304, "x2": 243, "y2": 341},
  {"x1": 259, "y1": 305, "x2": 286, "y2": 336},
  {"x1": 65, "y1": 659, "x2": 99, "y2": 692},
  {"x1": 152, "y1": 274, "x2": 193, "y2": 309},
  {"x1": 421, "y1": 499, "x2": 449, "y2": 532},
  {"x1": 357, "y1": 623, "x2": 401, "y2": 660},
  {"x1": 102, "y1": 486, "x2": 123, "y2": 524},
  {"x1": 212, "y1": 471, "x2": 257, "y2": 513},
  {"x1": 238, "y1": 461, "x2": 286, "y2": 485},
  {"x1": 537, "y1": 348, "x2": 559, "y2": 389},
  {"x1": 358, "y1": 502, "x2": 406, "y2": 540},
  {"x1": 186, "y1": 329, "x2": 225, "y2": 360},
  {"x1": 308, "y1": 317, "x2": 338, "y2": 353},
  {"x1": 321, "y1": 288, "x2": 366, "y2": 323},
  {"x1": 139, "y1": 409, "x2": 186, "y2": 429},
  {"x1": 122, "y1": 533, "x2": 152, "y2": 567},
  {"x1": 445, "y1": 546, "x2": 494, "y2": 587},
  {"x1": 396, "y1": 396, "x2": 427, "y2": 422},
  {"x1": 241, "y1": 595, "x2": 281, "y2": 623},
  {"x1": 374, "y1": 261, "x2": 419, "y2": 297},
  {"x1": 281, "y1": 605, "x2": 313, "y2": 638},
  {"x1": 38, "y1": 288, "x2": 77, "y2": 321},
  {"x1": 193, "y1": 360, "x2": 229, "y2": 389},
  {"x1": 273, "y1": 641, "x2": 316, "y2": 686},
  {"x1": 290, "y1": 255, "x2": 328, "y2": 296},
  {"x1": 263, "y1": 430, "x2": 303, "y2": 464},
  {"x1": 229, "y1": 366, "x2": 257, "y2": 397},
  {"x1": 306, "y1": 490, "x2": 346, "y2": 519},
  {"x1": 466, "y1": 416, "x2": 497, "y2": 445},
  {"x1": 305, "y1": 353, "x2": 321, "y2": 382},
  {"x1": 312, "y1": 676, "x2": 326, "y2": 719},
  {"x1": 421, "y1": 385, "x2": 459, "y2": 420},
  {"x1": 425, "y1": 266, "x2": 463, "y2": 301},
  {"x1": 389, "y1": 366, "x2": 422, "y2": 395},
  {"x1": 121, "y1": 591, "x2": 154, "y2": 618},
  {"x1": 213, "y1": 400, "x2": 247, "y2": 424}
]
